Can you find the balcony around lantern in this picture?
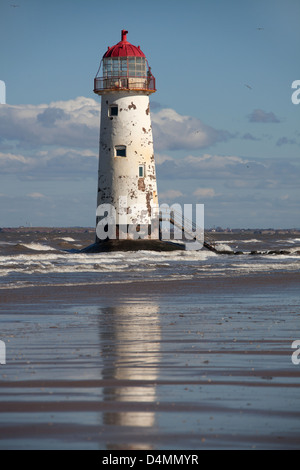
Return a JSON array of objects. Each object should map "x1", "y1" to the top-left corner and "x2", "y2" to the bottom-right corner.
[
  {"x1": 94, "y1": 57, "x2": 156, "y2": 95},
  {"x1": 94, "y1": 75, "x2": 156, "y2": 94}
]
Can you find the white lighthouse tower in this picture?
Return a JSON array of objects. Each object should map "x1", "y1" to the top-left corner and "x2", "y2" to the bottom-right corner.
[{"x1": 93, "y1": 30, "x2": 162, "y2": 247}]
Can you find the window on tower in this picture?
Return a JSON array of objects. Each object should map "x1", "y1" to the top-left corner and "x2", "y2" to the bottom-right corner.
[
  {"x1": 115, "y1": 145, "x2": 126, "y2": 157},
  {"x1": 139, "y1": 165, "x2": 145, "y2": 178},
  {"x1": 109, "y1": 105, "x2": 118, "y2": 117}
]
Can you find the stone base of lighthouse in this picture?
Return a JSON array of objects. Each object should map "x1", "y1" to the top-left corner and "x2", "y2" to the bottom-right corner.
[
  {"x1": 82, "y1": 220, "x2": 186, "y2": 252},
  {"x1": 81, "y1": 239, "x2": 185, "y2": 253}
]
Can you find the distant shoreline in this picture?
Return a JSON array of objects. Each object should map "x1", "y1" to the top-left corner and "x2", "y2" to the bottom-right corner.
[{"x1": 1, "y1": 227, "x2": 300, "y2": 235}]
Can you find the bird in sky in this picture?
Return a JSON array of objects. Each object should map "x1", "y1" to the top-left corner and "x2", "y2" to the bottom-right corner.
[
  {"x1": 10, "y1": 4, "x2": 20, "y2": 7},
  {"x1": 245, "y1": 84, "x2": 253, "y2": 90},
  {"x1": 256, "y1": 27, "x2": 264, "y2": 31}
]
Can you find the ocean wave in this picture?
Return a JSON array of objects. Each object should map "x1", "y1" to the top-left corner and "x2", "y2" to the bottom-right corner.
[
  {"x1": 216, "y1": 239, "x2": 260, "y2": 244},
  {"x1": 0, "y1": 245, "x2": 299, "y2": 288},
  {"x1": 282, "y1": 238, "x2": 300, "y2": 244},
  {"x1": 20, "y1": 243, "x2": 57, "y2": 252},
  {"x1": 214, "y1": 243, "x2": 234, "y2": 252}
]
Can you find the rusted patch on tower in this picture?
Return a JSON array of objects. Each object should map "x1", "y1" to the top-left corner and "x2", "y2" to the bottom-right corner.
[
  {"x1": 138, "y1": 178, "x2": 146, "y2": 191},
  {"x1": 129, "y1": 188, "x2": 137, "y2": 199},
  {"x1": 146, "y1": 191, "x2": 152, "y2": 217},
  {"x1": 128, "y1": 102, "x2": 137, "y2": 110}
]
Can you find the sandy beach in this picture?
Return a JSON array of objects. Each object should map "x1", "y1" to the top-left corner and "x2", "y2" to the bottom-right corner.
[{"x1": 0, "y1": 267, "x2": 299, "y2": 450}]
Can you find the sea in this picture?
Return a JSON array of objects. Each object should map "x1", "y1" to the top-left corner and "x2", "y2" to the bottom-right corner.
[{"x1": 0, "y1": 229, "x2": 299, "y2": 290}]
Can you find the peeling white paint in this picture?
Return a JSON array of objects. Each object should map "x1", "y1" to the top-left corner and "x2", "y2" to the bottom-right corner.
[{"x1": 96, "y1": 91, "x2": 159, "y2": 239}]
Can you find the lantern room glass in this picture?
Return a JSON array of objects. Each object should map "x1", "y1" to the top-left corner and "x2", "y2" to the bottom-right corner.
[{"x1": 103, "y1": 57, "x2": 147, "y2": 78}]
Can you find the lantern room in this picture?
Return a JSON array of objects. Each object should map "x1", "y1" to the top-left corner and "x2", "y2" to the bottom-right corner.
[{"x1": 94, "y1": 30, "x2": 156, "y2": 94}]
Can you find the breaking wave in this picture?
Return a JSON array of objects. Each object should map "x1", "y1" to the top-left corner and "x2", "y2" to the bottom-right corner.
[{"x1": 20, "y1": 243, "x2": 57, "y2": 252}]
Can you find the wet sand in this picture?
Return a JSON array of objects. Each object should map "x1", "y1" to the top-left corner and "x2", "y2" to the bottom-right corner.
[{"x1": 0, "y1": 271, "x2": 300, "y2": 450}]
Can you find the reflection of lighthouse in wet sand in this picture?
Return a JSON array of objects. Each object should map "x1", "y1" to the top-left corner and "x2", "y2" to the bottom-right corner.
[
  {"x1": 84, "y1": 30, "x2": 184, "y2": 253},
  {"x1": 100, "y1": 303, "x2": 161, "y2": 449}
]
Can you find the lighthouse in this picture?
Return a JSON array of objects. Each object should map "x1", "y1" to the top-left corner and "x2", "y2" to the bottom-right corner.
[
  {"x1": 82, "y1": 29, "x2": 187, "y2": 253},
  {"x1": 94, "y1": 30, "x2": 161, "y2": 243}
]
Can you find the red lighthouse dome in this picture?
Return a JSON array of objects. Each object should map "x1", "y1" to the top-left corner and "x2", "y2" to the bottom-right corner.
[
  {"x1": 103, "y1": 30, "x2": 146, "y2": 58},
  {"x1": 94, "y1": 30, "x2": 156, "y2": 95}
]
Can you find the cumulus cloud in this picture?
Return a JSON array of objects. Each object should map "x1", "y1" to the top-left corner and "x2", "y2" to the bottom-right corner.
[
  {"x1": 0, "y1": 147, "x2": 98, "y2": 179},
  {"x1": 157, "y1": 153, "x2": 256, "y2": 180},
  {"x1": 152, "y1": 108, "x2": 233, "y2": 151},
  {"x1": 276, "y1": 137, "x2": 297, "y2": 147},
  {"x1": 0, "y1": 96, "x2": 298, "y2": 228},
  {"x1": 159, "y1": 189, "x2": 184, "y2": 201},
  {"x1": 0, "y1": 98, "x2": 236, "y2": 180},
  {"x1": 0, "y1": 151, "x2": 35, "y2": 174},
  {"x1": 0, "y1": 97, "x2": 101, "y2": 179},
  {"x1": 0, "y1": 97, "x2": 100, "y2": 149},
  {"x1": 247, "y1": 109, "x2": 281, "y2": 123},
  {"x1": 0, "y1": 99, "x2": 231, "y2": 158},
  {"x1": 193, "y1": 188, "x2": 216, "y2": 198},
  {"x1": 37, "y1": 107, "x2": 70, "y2": 127},
  {"x1": 0, "y1": 97, "x2": 297, "y2": 195},
  {"x1": 242, "y1": 133, "x2": 260, "y2": 141},
  {"x1": 155, "y1": 153, "x2": 174, "y2": 164},
  {"x1": 26, "y1": 192, "x2": 47, "y2": 199},
  {"x1": 156, "y1": 153, "x2": 300, "y2": 192}
]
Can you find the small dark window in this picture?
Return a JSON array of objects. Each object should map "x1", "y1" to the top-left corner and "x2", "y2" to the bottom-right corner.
[
  {"x1": 116, "y1": 145, "x2": 126, "y2": 157},
  {"x1": 139, "y1": 165, "x2": 145, "y2": 177},
  {"x1": 109, "y1": 105, "x2": 118, "y2": 117}
]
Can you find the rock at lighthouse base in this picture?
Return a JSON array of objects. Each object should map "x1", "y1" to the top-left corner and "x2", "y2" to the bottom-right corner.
[{"x1": 81, "y1": 239, "x2": 186, "y2": 253}]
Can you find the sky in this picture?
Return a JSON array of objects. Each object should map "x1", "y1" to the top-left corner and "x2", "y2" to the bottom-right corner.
[{"x1": 0, "y1": 0, "x2": 299, "y2": 229}]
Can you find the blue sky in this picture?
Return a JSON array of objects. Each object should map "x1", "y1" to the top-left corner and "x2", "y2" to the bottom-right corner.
[{"x1": 0, "y1": 0, "x2": 299, "y2": 228}]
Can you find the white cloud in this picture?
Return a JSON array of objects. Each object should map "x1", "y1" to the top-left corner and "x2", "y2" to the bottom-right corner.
[
  {"x1": 0, "y1": 152, "x2": 36, "y2": 174},
  {"x1": 0, "y1": 152, "x2": 33, "y2": 164},
  {"x1": 0, "y1": 97, "x2": 100, "y2": 149},
  {"x1": 0, "y1": 98, "x2": 299, "y2": 201},
  {"x1": 154, "y1": 153, "x2": 174, "y2": 164},
  {"x1": 184, "y1": 154, "x2": 249, "y2": 170},
  {"x1": 27, "y1": 192, "x2": 47, "y2": 199},
  {"x1": 0, "y1": 98, "x2": 235, "y2": 180},
  {"x1": 157, "y1": 153, "x2": 257, "y2": 181},
  {"x1": 0, "y1": 98, "x2": 232, "y2": 159},
  {"x1": 152, "y1": 109, "x2": 233, "y2": 151},
  {"x1": 159, "y1": 189, "x2": 184, "y2": 201},
  {"x1": 0, "y1": 145, "x2": 98, "y2": 179},
  {"x1": 248, "y1": 109, "x2": 281, "y2": 123},
  {"x1": 193, "y1": 188, "x2": 216, "y2": 198},
  {"x1": 157, "y1": 153, "x2": 300, "y2": 199}
]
